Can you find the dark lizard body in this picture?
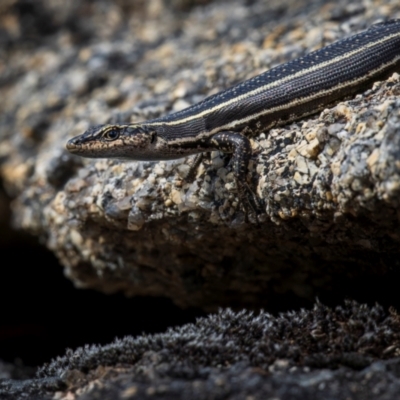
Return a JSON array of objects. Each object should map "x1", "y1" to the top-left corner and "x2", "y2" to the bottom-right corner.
[{"x1": 66, "y1": 20, "x2": 400, "y2": 216}]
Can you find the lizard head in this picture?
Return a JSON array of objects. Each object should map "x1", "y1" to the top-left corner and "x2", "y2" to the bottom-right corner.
[{"x1": 66, "y1": 124, "x2": 162, "y2": 160}]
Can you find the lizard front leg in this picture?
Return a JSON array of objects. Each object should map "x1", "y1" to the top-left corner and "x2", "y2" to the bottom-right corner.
[{"x1": 208, "y1": 131, "x2": 262, "y2": 219}]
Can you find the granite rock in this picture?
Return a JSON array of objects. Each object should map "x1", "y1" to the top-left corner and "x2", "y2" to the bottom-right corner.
[{"x1": 1, "y1": 1, "x2": 400, "y2": 305}]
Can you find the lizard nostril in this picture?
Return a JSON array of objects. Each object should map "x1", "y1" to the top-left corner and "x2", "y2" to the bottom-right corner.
[{"x1": 66, "y1": 137, "x2": 80, "y2": 150}]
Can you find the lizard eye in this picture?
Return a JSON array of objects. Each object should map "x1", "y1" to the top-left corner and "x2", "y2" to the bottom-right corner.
[{"x1": 103, "y1": 129, "x2": 120, "y2": 141}]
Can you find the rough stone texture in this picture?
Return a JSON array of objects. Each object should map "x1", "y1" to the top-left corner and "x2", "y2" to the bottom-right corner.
[
  {"x1": 1, "y1": 0, "x2": 400, "y2": 310},
  {"x1": 2, "y1": 301, "x2": 400, "y2": 399}
]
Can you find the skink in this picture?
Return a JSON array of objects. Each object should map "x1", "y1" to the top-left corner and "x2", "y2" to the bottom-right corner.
[{"x1": 66, "y1": 20, "x2": 400, "y2": 217}]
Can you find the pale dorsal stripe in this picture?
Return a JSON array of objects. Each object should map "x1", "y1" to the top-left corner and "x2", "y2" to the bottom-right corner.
[{"x1": 146, "y1": 31, "x2": 400, "y2": 127}]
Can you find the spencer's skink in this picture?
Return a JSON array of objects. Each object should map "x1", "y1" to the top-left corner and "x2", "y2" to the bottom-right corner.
[{"x1": 66, "y1": 20, "x2": 400, "y2": 216}]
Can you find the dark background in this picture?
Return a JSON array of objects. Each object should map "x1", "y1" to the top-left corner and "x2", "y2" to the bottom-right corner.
[{"x1": 0, "y1": 183, "x2": 205, "y2": 368}]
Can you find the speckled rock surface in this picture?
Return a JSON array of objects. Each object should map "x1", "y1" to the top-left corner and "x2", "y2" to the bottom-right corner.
[
  {"x1": 1, "y1": 0, "x2": 400, "y2": 310},
  {"x1": 2, "y1": 301, "x2": 400, "y2": 400}
]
